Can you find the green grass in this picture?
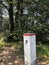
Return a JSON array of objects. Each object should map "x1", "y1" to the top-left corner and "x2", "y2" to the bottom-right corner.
[{"x1": 37, "y1": 44, "x2": 49, "y2": 58}]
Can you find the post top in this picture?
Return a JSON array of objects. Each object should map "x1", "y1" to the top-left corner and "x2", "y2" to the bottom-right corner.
[{"x1": 23, "y1": 33, "x2": 35, "y2": 36}]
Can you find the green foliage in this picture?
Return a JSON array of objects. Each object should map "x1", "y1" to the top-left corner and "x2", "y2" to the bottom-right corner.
[
  {"x1": 1, "y1": 0, "x2": 49, "y2": 43},
  {"x1": 14, "y1": 0, "x2": 49, "y2": 43},
  {"x1": 32, "y1": 23, "x2": 49, "y2": 44}
]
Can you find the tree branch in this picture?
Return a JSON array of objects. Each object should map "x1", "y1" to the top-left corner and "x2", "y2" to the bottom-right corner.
[{"x1": 0, "y1": 0, "x2": 9, "y2": 11}]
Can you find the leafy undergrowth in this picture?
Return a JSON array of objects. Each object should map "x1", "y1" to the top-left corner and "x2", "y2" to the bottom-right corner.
[{"x1": 0, "y1": 32, "x2": 23, "y2": 49}]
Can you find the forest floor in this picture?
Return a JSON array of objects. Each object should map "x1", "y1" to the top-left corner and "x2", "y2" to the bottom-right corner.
[
  {"x1": 0, "y1": 33, "x2": 49, "y2": 65},
  {"x1": 0, "y1": 44, "x2": 24, "y2": 65}
]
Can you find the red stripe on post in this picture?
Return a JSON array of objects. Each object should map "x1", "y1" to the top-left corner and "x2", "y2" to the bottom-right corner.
[{"x1": 23, "y1": 33, "x2": 35, "y2": 36}]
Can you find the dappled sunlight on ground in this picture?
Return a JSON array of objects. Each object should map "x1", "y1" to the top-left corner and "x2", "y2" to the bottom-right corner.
[
  {"x1": 36, "y1": 57, "x2": 49, "y2": 65},
  {"x1": 0, "y1": 46, "x2": 24, "y2": 65},
  {"x1": 0, "y1": 43, "x2": 49, "y2": 65},
  {"x1": 36, "y1": 44, "x2": 49, "y2": 65}
]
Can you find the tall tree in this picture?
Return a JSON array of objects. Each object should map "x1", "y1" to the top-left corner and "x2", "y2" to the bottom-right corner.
[
  {"x1": 1, "y1": 0, "x2": 14, "y2": 33},
  {"x1": 0, "y1": 1, "x2": 3, "y2": 30},
  {"x1": 8, "y1": 0, "x2": 14, "y2": 33}
]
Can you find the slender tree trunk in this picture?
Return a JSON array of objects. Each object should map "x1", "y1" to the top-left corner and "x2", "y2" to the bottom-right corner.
[
  {"x1": 9, "y1": 0, "x2": 14, "y2": 33},
  {"x1": 0, "y1": 5, "x2": 3, "y2": 31}
]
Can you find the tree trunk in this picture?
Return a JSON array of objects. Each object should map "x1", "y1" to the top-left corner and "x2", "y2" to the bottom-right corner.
[{"x1": 9, "y1": 0, "x2": 14, "y2": 33}]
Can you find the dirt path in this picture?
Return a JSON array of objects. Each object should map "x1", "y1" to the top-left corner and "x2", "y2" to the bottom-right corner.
[{"x1": 0, "y1": 46, "x2": 24, "y2": 65}]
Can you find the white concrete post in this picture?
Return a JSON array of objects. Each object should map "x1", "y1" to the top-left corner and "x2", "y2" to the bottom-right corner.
[{"x1": 23, "y1": 33, "x2": 36, "y2": 65}]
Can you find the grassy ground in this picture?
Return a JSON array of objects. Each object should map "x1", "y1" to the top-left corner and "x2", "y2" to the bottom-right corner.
[{"x1": 37, "y1": 43, "x2": 49, "y2": 58}]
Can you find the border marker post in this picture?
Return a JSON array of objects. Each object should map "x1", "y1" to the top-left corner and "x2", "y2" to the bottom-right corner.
[{"x1": 23, "y1": 33, "x2": 36, "y2": 65}]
